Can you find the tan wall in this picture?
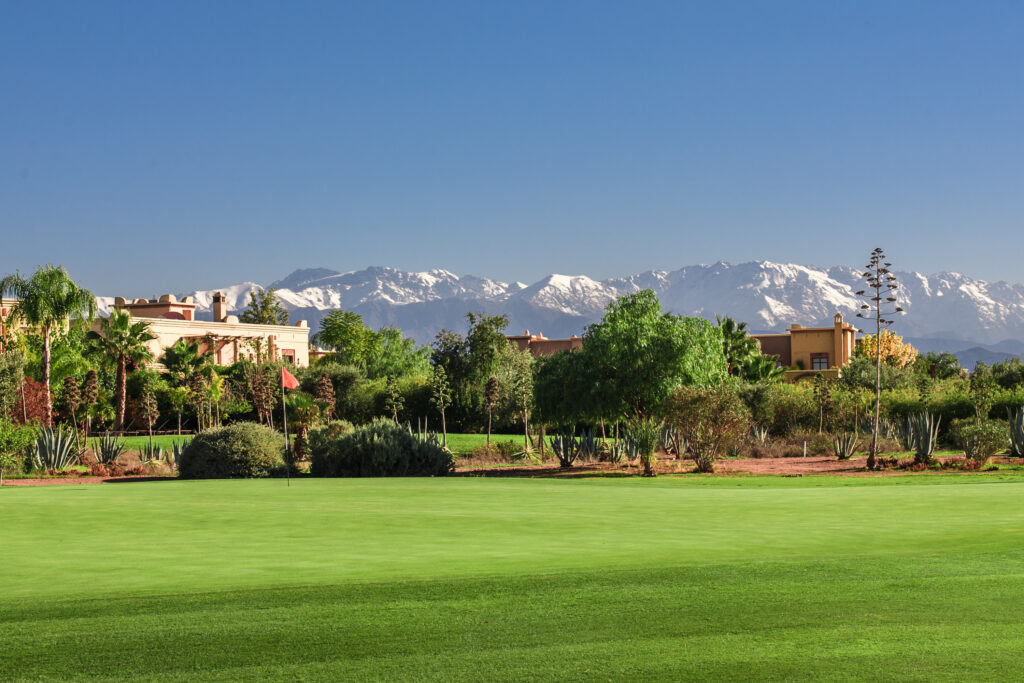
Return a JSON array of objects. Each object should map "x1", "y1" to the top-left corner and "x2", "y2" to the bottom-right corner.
[{"x1": 92, "y1": 316, "x2": 311, "y2": 367}]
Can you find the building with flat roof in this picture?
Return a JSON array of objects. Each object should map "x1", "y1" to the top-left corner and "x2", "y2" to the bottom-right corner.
[
  {"x1": 507, "y1": 330, "x2": 583, "y2": 357},
  {"x1": 103, "y1": 292, "x2": 310, "y2": 367},
  {"x1": 751, "y1": 314, "x2": 857, "y2": 381}
]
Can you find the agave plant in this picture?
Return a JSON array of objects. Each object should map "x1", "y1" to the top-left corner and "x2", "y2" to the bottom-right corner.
[
  {"x1": 549, "y1": 430, "x2": 580, "y2": 468},
  {"x1": 167, "y1": 439, "x2": 190, "y2": 472},
  {"x1": 139, "y1": 442, "x2": 164, "y2": 464},
  {"x1": 627, "y1": 418, "x2": 662, "y2": 477},
  {"x1": 92, "y1": 434, "x2": 126, "y2": 464},
  {"x1": 749, "y1": 424, "x2": 770, "y2": 448},
  {"x1": 833, "y1": 432, "x2": 859, "y2": 460},
  {"x1": 28, "y1": 426, "x2": 81, "y2": 471},
  {"x1": 908, "y1": 412, "x2": 941, "y2": 466},
  {"x1": 1008, "y1": 409, "x2": 1024, "y2": 458},
  {"x1": 407, "y1": 418, "x2": 444, "y2": 450},
  {"x1": 896, "y1": 417, "x2": 917, "y2": 453},
  {"x1": 576, "y1": 429, "x2": 599, "y2": 462},
  {"x1": 659, "y1": 424, "x2": 686, "y2": 457}
]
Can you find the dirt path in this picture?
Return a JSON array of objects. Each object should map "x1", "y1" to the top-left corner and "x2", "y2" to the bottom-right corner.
[{"x1": 3, "y1": 475, "x2": 176, "y2": 487}]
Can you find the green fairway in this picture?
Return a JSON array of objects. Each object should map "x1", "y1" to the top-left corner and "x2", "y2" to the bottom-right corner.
[{"x1": 3, "y1": 476, "x2": 1024, "y2": 680}]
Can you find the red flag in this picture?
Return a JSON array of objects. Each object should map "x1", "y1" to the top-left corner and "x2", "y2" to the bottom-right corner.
[{"x1": 281, "y1": 367, "x2": 300, "y2": 390}]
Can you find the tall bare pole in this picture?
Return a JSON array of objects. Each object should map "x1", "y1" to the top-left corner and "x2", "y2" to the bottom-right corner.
[{"x1": 855, "y1": 248, "x2": 904, "y2": 470}]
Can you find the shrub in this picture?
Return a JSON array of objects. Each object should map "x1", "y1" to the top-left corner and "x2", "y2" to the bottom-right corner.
[
  {"x1": 309, "y1": 418, "x2": 454, "y2": 477},
  {"x1": 953, "y1": 419, "x2": 1009, "y2": 465},
  {"x1": 0, "y1": 419, "x2": 35, "y2": 483},
  {"x1": 178, "y1": 422, "x2": 286, "y2": 479},
  {"x1": 664, "y1": 386, "x2": 750, "y2": 473}
]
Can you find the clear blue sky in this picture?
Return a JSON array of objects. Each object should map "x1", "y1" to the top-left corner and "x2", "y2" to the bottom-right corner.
[{"x1": 2, "y1": 1, "x2": 1022, "y2": 294}]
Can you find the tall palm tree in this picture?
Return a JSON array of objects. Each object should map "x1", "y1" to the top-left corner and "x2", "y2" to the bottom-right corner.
[
  {"x1": 88, "y1": 310, "x2": 155, "y2": 430},
  {"x1": 716, "y1": 315, "x2": 759, "y2": 376},
  {"x1": 0, "y1": 265, "x2": 96, "y2": 425}
]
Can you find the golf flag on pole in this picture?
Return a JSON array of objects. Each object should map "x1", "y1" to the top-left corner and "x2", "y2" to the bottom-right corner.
[{"x1": 281, "y1": 367, "x2": 300, "y2": 390}]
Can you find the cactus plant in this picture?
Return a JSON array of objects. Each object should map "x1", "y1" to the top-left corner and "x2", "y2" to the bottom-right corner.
[
  {"x1": 92, "y1": 434, "x2": 126, "y2": 464},
  {"x1": 576, "y1": 429, "x2": 599, "y2": 462},
  {"x1": 27, "y1": 426, "x2": 80, "y2": 471},
  {"x1": 1008, "y1": 409, "x2": 1024, "y2": 458},
  {"x1": 833, "y1": 432, "x2": 859, "y2": 460},
  {"x1": 750, "y1": 424, "x2": 770, "y2": 448},
  {"x1": 908, "y1": 412, "x2": 941, "y2": 465},
  {"x1": 139, "y1": 442, "x2": 164, "y2": 463},
  {"x1": 896, "y1": 417, "x2": 916, "y2": 453}
]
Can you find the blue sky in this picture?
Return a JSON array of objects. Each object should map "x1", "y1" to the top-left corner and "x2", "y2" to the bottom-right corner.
[{"x1": 2, "y1": 1, "x2": 1022, "y2": 294}]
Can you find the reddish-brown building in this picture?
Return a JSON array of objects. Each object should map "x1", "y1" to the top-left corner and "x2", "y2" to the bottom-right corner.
[{"x1": 507, "y1": 330, "x2": 583, "y2": 357}]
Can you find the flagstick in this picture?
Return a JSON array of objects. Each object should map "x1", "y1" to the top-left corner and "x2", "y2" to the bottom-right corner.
[{"x1": 282, "y1": 381, "x2": 290, "y2": 487}]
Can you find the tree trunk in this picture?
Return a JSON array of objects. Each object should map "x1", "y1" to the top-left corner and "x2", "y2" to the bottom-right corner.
[
  {"x1": 868, "y1": 313, "x2": 881, "y2": 471},
  {"x1": 41, "y1": 327, "x2": 53, "y2": 426},
  {"x1": 441, "y1": 409, "x2": 447, "y2": 448},
  {"x1": 177, "y1": 411, "x2": 182, "y2": 436},
  {"x1": 115, "y1": 355, "x2": 127, "y2": 431},
  {"x1": 486, "y1": 409, "x2": 492, "y2": 447},
  {"x1": 523, "y1": 409, "x2": 529, "y2": 452}
]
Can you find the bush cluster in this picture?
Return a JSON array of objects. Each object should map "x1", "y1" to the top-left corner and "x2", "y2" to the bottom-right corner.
[
  {"x1": 950, "y1": 419, "x2": 1009, "y2": 463},
  {"x1": 178, "y1": 422, "x2": 286, "y2": 479},
  {"x1": 309, "y1": 418, "x2": 454, "y2": 477}
]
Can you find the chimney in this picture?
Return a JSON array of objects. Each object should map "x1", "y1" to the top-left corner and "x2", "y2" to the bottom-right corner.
[{"x1": 212, "y1": 292, "x2": 227, "y2": 322}]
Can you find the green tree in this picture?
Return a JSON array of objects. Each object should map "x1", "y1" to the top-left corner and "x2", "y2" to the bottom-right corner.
[
  {"x1": 383, "y1": 377, "x2": 404, "y2": 423},
  {"x1": 483, "y1": 376, "x2": 499, "y2": 447},
  {"x1": 239, "y1": 288, "x2": 289, "y2": 326},
  {"x1": 496, "y1": 346, "x2": 534, "y2": 452},
  {"x1": 88, "y1": 310, "x2": 155, "y2": 430},
  {"x1": 364, "y1": 327, "x2": 431, "y2": 380},
  {"x1": 735, "y1": 353, "x2": 784, "y2": 383},
  {"x1": 137, "y1": 381, "x2": 160, "y2": 451},
  {"x1": 167, "y1": 385, "x2": 189, "y2": 435},
  {"x1": 313, "y1": 310, "x2": 372, "y2": 366},
  {"x1": 429, "y1": 365, "x2": 452, "y2": 448},
  {"x1": 0, "y1": 265, "x2": 96, "y2": 425},
  {"x1": 913, "y1": 351, "x2": 962, "y2": 381},
  {"x1": 580, "y1": 290, "x2": 728, "y2": 422}
]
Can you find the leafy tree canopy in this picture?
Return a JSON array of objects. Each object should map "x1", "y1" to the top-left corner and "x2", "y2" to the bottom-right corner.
[{"x1": 239, "y1": 288, "x2": 289, "y2": 326}]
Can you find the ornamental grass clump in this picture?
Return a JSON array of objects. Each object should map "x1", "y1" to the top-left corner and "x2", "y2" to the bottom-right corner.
[
  {"x1": 309, "y1": 418, "x2": 454, "y2": 477},
  {"x1": 178, "y1": 422, "x2": 286, "y2": 479}
]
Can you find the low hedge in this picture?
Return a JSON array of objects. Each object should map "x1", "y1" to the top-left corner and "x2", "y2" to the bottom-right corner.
[
  {"x1": 178, "y1": 422, "x2": 286, "y2": 479},
  {"x1": 310, "y1": 418, "x2": 454, "y2": 477}
]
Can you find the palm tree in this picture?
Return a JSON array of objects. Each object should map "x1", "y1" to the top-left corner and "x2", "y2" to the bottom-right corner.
[
  {"x1": 88, "y1": 310, "x2": 155, "y2": 430},
  {"x1": 716, "y1": 315, "x2": 759, "y2": 376},
  {"x1": 0, "y1": 265, "x2": 96, "y2": 425},
  {"x1": 160, "y1": 339, "x2": 210, "y2": 385}
]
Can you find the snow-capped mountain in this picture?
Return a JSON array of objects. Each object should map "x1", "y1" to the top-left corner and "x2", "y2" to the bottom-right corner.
[{"x1": 99, "y1": 262, "x2": 1024, "y2": 349}]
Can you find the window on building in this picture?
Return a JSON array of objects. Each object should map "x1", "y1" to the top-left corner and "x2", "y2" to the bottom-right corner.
[{"x1": 811, "y1": 353, "x2": 829, "y2": 371}]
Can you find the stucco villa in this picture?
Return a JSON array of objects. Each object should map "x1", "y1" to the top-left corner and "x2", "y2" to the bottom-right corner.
[
  {"x1": 104, "y1": 292, "x2": 311, "y2": 367},
  {"x1": 0, "y1": 298, "x2": 22, "y2": 348},
  {"x1": 507, "y1": 330, "x2": 583, "y2": 357},
  {"x1": 751, "y1": 314, "x2": 857, "y2": 381}
]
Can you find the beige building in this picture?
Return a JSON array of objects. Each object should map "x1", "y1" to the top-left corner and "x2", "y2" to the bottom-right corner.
[
  {"x1": 507, "y1": 330, "x2": 583, "y2": 357},
  {"x1": 0, "y1": 298, "x2": 20, "y2": 348},
  {"x1": 102, "y1": 293, "x2": 310, "y2": 367},
  {"x1": 752, "y1": 314, "x2": 857, "y2": 381}
]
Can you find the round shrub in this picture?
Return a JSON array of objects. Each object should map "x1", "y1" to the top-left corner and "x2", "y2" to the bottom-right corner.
[
  {"x1": 310, "y1": 418, "x2": 454, "y2": 477},
  {"x1": 178, "y1": 422, "x2": 286, "y2": 479},
  {"x1": 951, "y1": 419, "x2": 1009, "y2": 464}
]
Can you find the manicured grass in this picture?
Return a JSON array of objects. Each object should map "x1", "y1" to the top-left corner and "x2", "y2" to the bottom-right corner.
[
  {"x1": 110, "y1": 434, "x2": 194, "y2": 451},
  {"x1": 3, "y1": 476, "x2": 1024, "y2": 679}
]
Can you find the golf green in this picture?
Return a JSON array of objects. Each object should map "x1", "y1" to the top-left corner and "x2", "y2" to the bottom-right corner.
[{"x1": 2, "y1": 476, "x2": 1023, "y2": 680}]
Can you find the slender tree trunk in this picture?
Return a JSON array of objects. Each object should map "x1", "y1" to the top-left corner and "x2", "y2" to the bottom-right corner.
[
  {"x1": 869, "y1": 312, "x2": 881, "y2": 471},
  {"x1": 486, "y1": 409, "x2": 492, "y2": 447},
  {"x1": 523, "y1": 409, "x2": 529, "y2": 452},
  {"x1": 20, "y1": 378, "x2": 28, "y2": 424},
  {"x1": 177, "y1": 411, "x2": 182, "y2": 436},
  {"x1": 115, "y1": 356, "x2": 127, "y2": 431},
  {"x1": 441, "y1": 408, "x2": 447, "y2": 448},
  {"x1": 42, "y1": 327, "x2": 53, "y2": 426}
]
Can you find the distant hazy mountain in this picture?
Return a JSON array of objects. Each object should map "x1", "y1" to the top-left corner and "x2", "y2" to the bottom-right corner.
[{"x1": 98, "y1": 262, "x2": 1024, "y2": 362}]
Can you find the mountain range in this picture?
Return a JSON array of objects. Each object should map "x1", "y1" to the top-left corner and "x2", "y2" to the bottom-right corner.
[{"x1": 98, "y1": 261, "x2": 1024, "y2": 366}]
